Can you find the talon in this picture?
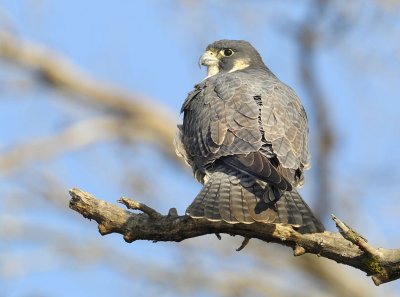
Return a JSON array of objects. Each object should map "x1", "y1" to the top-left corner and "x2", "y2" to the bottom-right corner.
[
  {"x1": 293, "y1": 245, "x2": 306, "y2": 256},
  {"x1": 168, "y1": 208, "x2": 178, "y2": 216},
  {"x1": 236, "y1": 237, "x2": 250, "y2": 251}
]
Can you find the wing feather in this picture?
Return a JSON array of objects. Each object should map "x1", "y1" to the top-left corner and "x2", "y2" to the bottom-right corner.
[{"x1": 180, "y1": 71, "x2": 309, "y2": 191}]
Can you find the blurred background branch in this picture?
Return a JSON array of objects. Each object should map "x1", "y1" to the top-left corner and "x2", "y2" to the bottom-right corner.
[
  {"x1": 0, "y1": 31, "x2": 182, "y2": 168},
  {"x1": 296, "y1": 0, "x2": 336, "y2": 218}
]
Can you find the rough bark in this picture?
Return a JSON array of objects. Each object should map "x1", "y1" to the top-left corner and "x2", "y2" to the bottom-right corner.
[{"x1": 69, "y1": 188, "x2": 400, "y2": 286}]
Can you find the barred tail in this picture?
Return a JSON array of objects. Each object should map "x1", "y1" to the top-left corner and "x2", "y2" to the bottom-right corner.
[
  {"x1": 186, "y1": 167, "x2": 324, "y2": 233},
  {"x1": 275, "y1": 189, "x2": 325, "y2": 233}
]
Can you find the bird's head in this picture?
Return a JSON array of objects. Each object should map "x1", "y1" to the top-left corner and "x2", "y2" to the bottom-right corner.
[{"x1": 199, "y1": 40, "x2": 266, "y2": 78}]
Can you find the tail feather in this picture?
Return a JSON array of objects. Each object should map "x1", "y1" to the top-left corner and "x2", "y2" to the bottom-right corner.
[
  {"x1": 204, "y1": 176, "x2": 222, "y2": 221},
  {"x1": 284, "y1": 190, "x2": 325, "y2": 233},
  {"x1": 218, "y1": 175, "x2": 236, "y2": 223},
  {"x1": 186, "y1": 178, "x2": 212, "y2": 218},
  {"x1": 229, "y1": 180, "x2": 247, "y2": 223},
  {"x1": 245, "y1": 183, "x2": 277, "y2": 223},
  {"x1": 240, "y1": 188, "x2": 254, "y2": 223},
  {"x1": 277, "y1": 191, "x2": 302, "y2": 225},
  {"x1": 186, "y1": 166, "x2": 325, "y2": 233}
]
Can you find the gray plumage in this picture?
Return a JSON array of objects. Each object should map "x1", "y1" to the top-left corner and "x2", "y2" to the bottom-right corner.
[{"x1": 175, "y1": 40, "x2": 324, "y2": 233}]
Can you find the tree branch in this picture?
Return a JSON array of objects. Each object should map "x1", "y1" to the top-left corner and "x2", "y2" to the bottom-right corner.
[{"x1": 69, "y1": 188, "x2": 400, "y2": 286}]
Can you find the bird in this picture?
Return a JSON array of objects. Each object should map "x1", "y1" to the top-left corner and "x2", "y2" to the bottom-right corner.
[{"x1": 174, "y1": 40, "x2": 324, "y2": 233}]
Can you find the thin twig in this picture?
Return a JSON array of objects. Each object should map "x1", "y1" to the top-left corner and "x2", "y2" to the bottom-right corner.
[
  {"x1": 118, "y1": 197, "x2": 162, "y2": 219},
  {"x1": 332, "y1": 214, "x2": 377, "y2": 256}
]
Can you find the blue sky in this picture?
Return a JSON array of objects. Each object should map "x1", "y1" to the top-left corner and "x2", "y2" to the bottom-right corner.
[{"x1": 1, "y1": 1, "x2": 400, "y2": 296}]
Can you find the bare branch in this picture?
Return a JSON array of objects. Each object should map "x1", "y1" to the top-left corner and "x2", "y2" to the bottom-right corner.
[
  {"x1": 118, "y1": 197, "x2": 162, "y2": 219},
  {"x1": 332, "y1": 214, "x2": 375, "y2": 255},
  {"x1": 330, "y1": 215, "x2": 400, "y2": 285},
  {"x1": 69, "y1": 188, "x2": 400, "y2": 286}
]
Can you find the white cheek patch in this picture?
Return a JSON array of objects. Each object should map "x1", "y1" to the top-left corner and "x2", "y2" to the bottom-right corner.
[
  {"x1": 203, "y1": 58, "x2": 250, "y2": 80},
  {"x1": 228, "y1": 58, "x2": 250, "y2": 73}
]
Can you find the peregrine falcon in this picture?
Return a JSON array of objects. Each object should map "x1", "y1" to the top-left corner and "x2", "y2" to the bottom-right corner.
[{"x1": 175, "y1": 40, "x2": 324, "y2": 233}]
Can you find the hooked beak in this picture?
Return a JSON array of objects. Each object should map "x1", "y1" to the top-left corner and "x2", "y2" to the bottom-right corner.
[{"x1": 198, "y1": 50, "x2": 219, "y2": 68}]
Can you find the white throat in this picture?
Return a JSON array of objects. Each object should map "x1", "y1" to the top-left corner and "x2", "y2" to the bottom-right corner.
[{"x1": 206, "y1": 65, "x2": 219, "y2": 79}]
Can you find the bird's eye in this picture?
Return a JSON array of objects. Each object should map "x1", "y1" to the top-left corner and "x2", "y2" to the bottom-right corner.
[{"x1": 222, "y1": 49, "x2": 234, "y2": 57}]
